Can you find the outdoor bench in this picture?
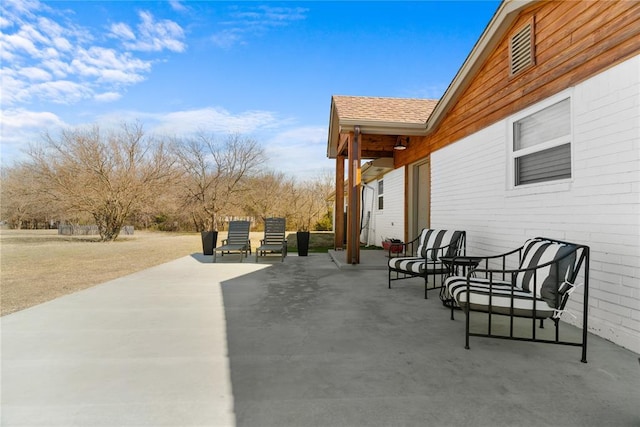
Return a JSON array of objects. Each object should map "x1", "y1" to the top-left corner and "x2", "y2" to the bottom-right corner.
[
  {"x1": 388, "y1": 229, "x2": 466, "y2": 298},
  {"x1": 444, "y1": 237, "x2": 590, "y2": 362}
]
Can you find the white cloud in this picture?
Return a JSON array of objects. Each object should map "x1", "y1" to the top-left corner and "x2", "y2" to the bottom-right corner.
[
  {"x1": 41, "y1": 58, "x2": 71, "y2": 78},
  {"x1": 71, "y1": 47, "x2": 150, "y2": 83},
  {"x1": 0, "y1": 108, "x2": 68, "y2": 165},
  {"x1": 111, "y1": 11, "x2": 186, "y2": 53},
  {"x1": 91, "y1": 106, "x2": 291, "y2": 141},
  {"x1": 253, "y1": 5, "x2": 308, "y2": 24},
  {"x1": 28, "y1": 80, "x2": 92, "y2": 104},
  {"x1": 152, "y1": 107, "x2": 286, "y2": 135},
  {"x1": 2, "y1": 0, "x2": 41, "y2": 19},
  {"x1": 169, "y1": 1, "x2": 188, "y2": 13},
  {"x1": 211, "y1": 29, "x2": 244, "y2": 49},
  {"x1": 2, "y1": 32, "x2": 39, "y2": 56},
  {"x1": 1, "y1": 2, "x2": 185, "y2": 108},
  {"x1": 0, "y1": 70, "x2": 30, "y2": 104},
  {"x1": 52, "y1": 36, "x2": 72, "y2": 52},
  {"x1": 18, "y1": 66, "x2": 52, "y2": 81},
  {"x1": 94, "y1": 91, "x2": 122, "y2": 102},
  {"x1": 229, "y1": 5, "x2": 308, "y2": 30},
  {"x1": 0, "y1": 108, "x2": 65, "y2": 136},
  {"x1": 0, "y1": 16, "x2": 11, "y2": 29},
  {"x1": 110, "y1": 22, "x2": 135, "y2": 41},
  {"x1": 18, "y1": 24, "x2": 48, "y2": 46},
  {"x1": 36, "y1": 17, "x2": 66, "y2": 39},
  {"x1": 263, "y1": 126, "x2": 334, "y2": 179},
  {"x1": 212, "y1": 5, "x2": 308, "y2": 48},
  {"x1": 146, "y1": 110, "x2": 332, "y2": 179}
]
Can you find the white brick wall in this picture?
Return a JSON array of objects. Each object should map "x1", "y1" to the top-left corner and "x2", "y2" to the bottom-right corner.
[
  {"x1": 430, "y1": 56, "x2": 640, "y2": 353},
  {"x1": 361, "y1": 168, "x2": 405, "y2": 246}
]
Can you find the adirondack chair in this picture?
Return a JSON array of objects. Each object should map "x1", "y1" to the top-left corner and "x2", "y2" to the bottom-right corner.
[
  {"x1": 444, "y1": 237, "x2": 590, "y2": 362},
  {"x1": 255, "y1": 217, "x2": 287, "y2": 262},
  {"x1": 213, "y1": 220, "x2": 251, "y2": 263}
]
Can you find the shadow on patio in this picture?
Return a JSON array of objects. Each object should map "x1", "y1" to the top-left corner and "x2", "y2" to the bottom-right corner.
[
  {"x1": 220, "y1": 251, "x2": 639, "y2": 426},
  {"x1": 2, "y1": 251, "x2": 637, "y2": 426}
]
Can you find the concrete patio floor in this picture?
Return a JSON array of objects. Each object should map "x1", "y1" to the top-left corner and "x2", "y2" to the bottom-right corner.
[{"x1": 2, "y1": 251, "x2": 639, "y2": 426}]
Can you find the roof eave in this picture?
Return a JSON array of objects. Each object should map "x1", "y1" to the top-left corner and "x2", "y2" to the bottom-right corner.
[
  {"x1": 338, "y1": 119, "x2": 428, "y2": 136},
  {"x1": 327, "y1": 97, "x2": 341, "y2": 158}
]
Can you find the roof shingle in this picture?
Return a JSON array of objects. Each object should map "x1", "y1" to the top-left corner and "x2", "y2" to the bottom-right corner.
[{"x1": 332, "y1": 95, "x2": 438, "y2": 124}]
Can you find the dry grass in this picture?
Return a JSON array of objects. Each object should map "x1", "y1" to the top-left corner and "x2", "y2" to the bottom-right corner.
[
  {"x1": 0, "y1": 229, "x2": 207, "y2": 316},
  {"x1": 0, "y1": 229, "x2": 336, "y2": 316}
]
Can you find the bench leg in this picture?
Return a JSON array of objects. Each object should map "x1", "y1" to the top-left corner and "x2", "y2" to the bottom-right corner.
[
  {"x1": 424, "y1": 276, "x2": 428, "y2": 299},
  {"x1": 465, "y1": 308, "x2": 471, "y2": 350}
]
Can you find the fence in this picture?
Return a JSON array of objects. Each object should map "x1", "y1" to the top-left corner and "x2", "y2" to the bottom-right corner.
[{"x1": 58, "y1": 225, "x2": 134, "y2": 236}]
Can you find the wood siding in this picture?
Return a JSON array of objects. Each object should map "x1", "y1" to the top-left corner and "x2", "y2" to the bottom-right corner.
[{"x1": 396, "y1": 0, "x2": 640, "y2": 167}]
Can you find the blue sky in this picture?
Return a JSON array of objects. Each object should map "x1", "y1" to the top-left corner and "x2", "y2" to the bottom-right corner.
[{"x1": 1, "y1": 0, "x2": 500, "y2": 178}]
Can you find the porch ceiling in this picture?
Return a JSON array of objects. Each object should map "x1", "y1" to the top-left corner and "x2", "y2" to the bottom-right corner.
[{"x1": 327, "y1": 96, "x2": 438, "y2": 159}]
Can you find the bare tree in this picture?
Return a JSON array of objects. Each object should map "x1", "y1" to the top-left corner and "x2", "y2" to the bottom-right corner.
[
  {"x1": 286, "y1": 171, "x2": 335, "y2": 231},
  {"x1": 0, "y1": 164, "x2": 61, "y2": 229},
  {"x1": 26, "y1": 122, "x2": 177, "y2": 241},
  {"x1": 243, "y1": 170, "x2": 294, "y2": 225},
  {"x1": 172, "y1": 132, "x2": 265, "y2": 231}
]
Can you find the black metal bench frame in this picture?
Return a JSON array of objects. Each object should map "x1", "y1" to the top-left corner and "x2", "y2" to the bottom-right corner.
[
  {"x1": 388, "y1": 230, "x2": 466, "y2": 299},
  {"x1": 448, "y1": 237, "x2": 590, "y2": 362}
]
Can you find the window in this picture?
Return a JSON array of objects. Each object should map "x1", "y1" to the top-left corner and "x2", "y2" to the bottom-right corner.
[
  {"x1": 377, "y1": 180, "x2": 384, "y2": 210},
  {"x1": 511, "y1": 97, "x2": 572, "y2": 186}
]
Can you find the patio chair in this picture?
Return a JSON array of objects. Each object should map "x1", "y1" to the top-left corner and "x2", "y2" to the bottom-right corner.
[
  {"x1": 445, "y1": 237, "x2": 590, "y2": 362},
  {"x1": 256, "y1": 217, "x2": 287, "y2": 262},
  {"x1": 388, "y1": 229, "x2": 466, "y2": 298},
  {"x1": 213, "y1": 220, "x2": 251, "y2": 263}
]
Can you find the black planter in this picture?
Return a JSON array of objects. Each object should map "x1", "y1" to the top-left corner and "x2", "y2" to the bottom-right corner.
[
  {"x1": 296, "y1": 231, "x2": 310, "y2": 256},
  {"x1": 201, "y1": 231, "x2": 218, "y2": 255}
]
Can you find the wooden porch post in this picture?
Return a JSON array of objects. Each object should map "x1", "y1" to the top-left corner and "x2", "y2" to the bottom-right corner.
[
  {"x1": 334, "y1": 155, "x2": 345, "y2": 250},
  {"x1": 347, "y1": 127, "x2": 361, "y2": 264}
]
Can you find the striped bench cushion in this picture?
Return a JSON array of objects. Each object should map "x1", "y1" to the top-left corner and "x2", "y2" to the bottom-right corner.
[
  {"x1": 388, "y1": 257, "x2": 447, "y2": 275},
  {"x1": 517, "y1": 239, "x2": 577, "y2": 308},
  {"x1": 446, "y1": 277, "x2": 556, "y2": 318},
  {"x1": 417, "y1": 229, "x2": 464, "y2": 261}
]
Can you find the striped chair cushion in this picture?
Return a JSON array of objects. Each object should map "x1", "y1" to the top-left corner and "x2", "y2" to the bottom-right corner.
[
  {"x1": 388, "y1": 257, "x2": 447, "y2": 275},
  {"x1": 446, "y1": 277, "x2": 556, "y2": 318},
  {"x1": 516, "y1": 239, "x2": 577, "y2": 307},
  {"x1": 416, "y1": 229, "x2": 464, "y2": 261}
]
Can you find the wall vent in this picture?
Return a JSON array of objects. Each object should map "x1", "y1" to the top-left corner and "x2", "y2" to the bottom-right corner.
[{"x1": 510, "y1": 19, "x2": 534, "y2": 76}]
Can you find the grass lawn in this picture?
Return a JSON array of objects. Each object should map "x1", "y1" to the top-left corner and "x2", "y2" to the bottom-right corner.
[
  {"x1": 286, "y1": 231, "x2": 335, "y2": 253},
  {"x1": 0, "y1": 229, "x2": 336, "y2": 316},
  {"x1": 0, "y1": 229, "x2": 205, "y2": 316}
]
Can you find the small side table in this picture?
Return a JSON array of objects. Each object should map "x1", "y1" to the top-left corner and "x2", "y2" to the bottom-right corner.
[{"x1": 439, "y1": 256, "x2": 481, "y2": 310}]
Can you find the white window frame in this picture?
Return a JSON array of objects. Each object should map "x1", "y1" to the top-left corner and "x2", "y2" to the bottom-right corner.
[
  {"x1": 377, "y1": 180, "x2": 384, "y2": 210},
  {"x1": 507, "y1": 89, "x2": 574, "y2": 191}
]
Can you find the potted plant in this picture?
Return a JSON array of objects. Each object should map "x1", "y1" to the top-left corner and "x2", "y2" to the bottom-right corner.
[
  {"x1": 201, "y1": 229, "x2": 218, "y2": 255},
  {"x1": 382, "y1": 238, "x2": 403, "y2": 255},
  {"x1": 296, "y1": 226, "x2": 310, "y2": 256},
  {"x1": 198, "y1": 214, "x2": 219, "y2": 255}
]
